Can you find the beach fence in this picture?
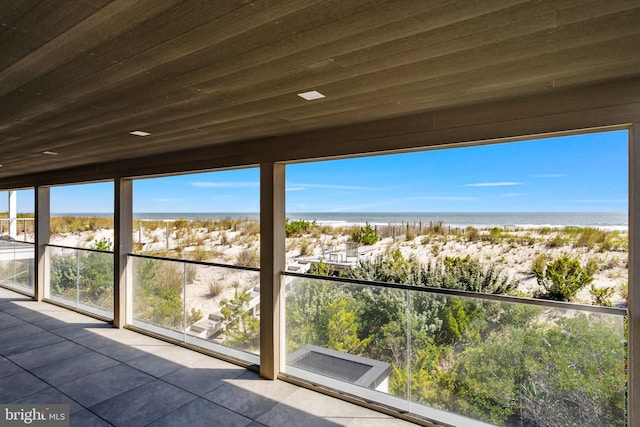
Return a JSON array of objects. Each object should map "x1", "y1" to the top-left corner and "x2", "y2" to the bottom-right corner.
[
  {"x1": 374, "y1": 221, "x2": 466, "y2": 240},
  {"x1": 0, "y1": 218, "x2": 34, "y2": 241}
]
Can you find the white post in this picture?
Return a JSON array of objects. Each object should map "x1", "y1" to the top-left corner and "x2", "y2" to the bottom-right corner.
[{"x1": 8, "y1": 190, "x2": 16, "y2": 238}]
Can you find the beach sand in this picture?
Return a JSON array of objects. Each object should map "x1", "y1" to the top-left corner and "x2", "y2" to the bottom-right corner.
[{"x1": 47, "y1": 224, "x2": 628, "y2": 325}]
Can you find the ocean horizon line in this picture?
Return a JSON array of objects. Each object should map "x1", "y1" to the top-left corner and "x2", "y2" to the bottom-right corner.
[{"x1": 45, "y1": 211, "x2": 628, "y2": 230}]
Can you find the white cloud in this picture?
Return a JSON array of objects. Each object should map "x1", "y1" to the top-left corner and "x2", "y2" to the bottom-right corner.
[
  {"x1": 497, "y1": 193, "x2": 525, "y2": 198},
  {"x1": 192, "y1": 181, "x2": 258, "y2": 188},
  {"x1": 287, "y1": 182, "x2": 379, "y2": 191},
  {"x1": 407, "y1": 196, "x2": 476, "y2": 201},
  {"x1": 464, "y1": 182, "x2": 522, "y2": 187}
]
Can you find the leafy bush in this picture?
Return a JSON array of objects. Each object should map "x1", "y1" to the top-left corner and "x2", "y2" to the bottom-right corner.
[
  {"x1": 351, "y1": 222, "x2": 378, "y2": 245},
  {"x1": 91, "y1": 238, "x2": 112, "y2": 251},
  {"x1": 534, "y1": 255, "x2": 593, "y2": 301},
  {"x1": 220, "y1": 288, "x2": 259, "y2": 350},
  {"x1": 451, "y1": 315, "x2": 625, "y2": 426},
  {"x1": 187, "y1": 307, "x2": 203, "y2": 324},
  {"x1": 590, "y1": 284, "x2": 615, "y2": 307},
  {"x1": 285, "y1": 218, "x2": 315, "y2": 237},
  {"x1": 465, "y1": 226, "x2": 480, "y2": 242}
]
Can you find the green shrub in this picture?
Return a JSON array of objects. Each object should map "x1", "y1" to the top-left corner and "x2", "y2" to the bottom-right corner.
[
  {"x1": 590, "y1": 285, "x2": 615, "y2": 307},
  {"x1": 187, "y1": 307, "x2": 203, "y2": 324},
  {"x1": 465, "y1": 226, "x2": 480, "y2": 242},
  {"x1": 91, "y1": 237, "x2": 113, "y2": 251},
  {"x1": 285, "y1": 218, "x2": 316, "y2": 237},
  {"x1": 534, "y1": 255, "x2": 593, "y2": 301},
  {"x1": 351, "y1": 222, "x2": 378, "y2": 245}
]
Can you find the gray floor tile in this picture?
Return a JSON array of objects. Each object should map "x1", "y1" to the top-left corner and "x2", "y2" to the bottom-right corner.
[
  {"x1": 69, "y1": 409, "x2": 113, "y2": 427},
  {"x1": 92, "y1": 341, "x2": 150, "y2": 362},
  {"x1": 9, "y1": 310, "x2": 60, "y2": 324},
  {"x1": 263, "y1": 387, "x2": 371, "y2": 419},
  {"x1": 89, "y1": 380, "x2": 197, "y2": 426},
  {"x1": 50, "y1": 324, "x2": 109, "y2": 340},
  {"x1": 0, "y1": 371, "x2": 51, "y2": 402},
  {"x1": 257, "y1": 387, "x2": 377, "y2": 427},
  {"x1": 7, "y1": 340, "x2": 91, "y2": 370},
  {"x1": 58, "y1": 364, "x2": 155, "y2": 408},
  {"x1": 69, "y1": 332, "x2": 121, "y2": 350},
  {"x1": 204, "y1": 371, "x2": 298, "y2": 420},
  {"x1": 10, "y1": 386, "x2": 84, "y2": 415},
  {"x1": 0, "y1": 313, "x2": 27, "y2": 329},
  {"x1": 147, "y1": 398, "x2": 251, "y2": 427},
  {"x1": 32, "y1": 351, "x2": 120, "y2": 386},
  {"x1": 161, "y1": 364, "x2": 247, "y2": 396},
  {"x1": 257, "y1": 402, "x2": 347, "y2": 427},
  {"x1": 29, "y1": 316, "x2": 80, "y2": 331},
  {"x1": 125, "y1": 352, "x2": 183, "y2": 377},
  {"x1": 0, "y1": 329, "x2": 65, "y2": 356},
  {"x1": 0, "y1": 322, "x2": 45, "y2": 341},
  {"x1": 0, "y1": 357, "x2": 25, "y2": 380}
]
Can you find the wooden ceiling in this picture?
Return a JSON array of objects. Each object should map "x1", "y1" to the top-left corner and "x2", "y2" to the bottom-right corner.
[{"x1": 1, "y1": 0, "x2": 639, "y2": 180}]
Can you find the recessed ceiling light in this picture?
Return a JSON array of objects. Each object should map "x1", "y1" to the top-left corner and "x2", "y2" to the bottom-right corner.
[
  {"x1": 43, "y1": 151, "x2": 59, "y2": 155},
  {"x1": 297, "y1": 90, "x2": 325, "y2": 101},
  {"x1": 130, "y1": 130, "x2": 151, "y2": 136}
]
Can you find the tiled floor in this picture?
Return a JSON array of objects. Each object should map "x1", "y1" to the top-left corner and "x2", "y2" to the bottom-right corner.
[{"x1": 0, "y1": 288, "x2": 417, "y2": 426}]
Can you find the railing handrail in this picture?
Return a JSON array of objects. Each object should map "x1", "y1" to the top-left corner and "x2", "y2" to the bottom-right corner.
[
  {"x1": 128, "y1": 252, "x2": 260, "y2": 272},
  {"x1": 282, "y1": 271, "x2": 627, "y2": 316},
  {"x1": 46, "y1": 243, "x2": 114, "y2": 255},
  {"x1": 0, "y1": 240, "x2": 34, "y2": 245}
]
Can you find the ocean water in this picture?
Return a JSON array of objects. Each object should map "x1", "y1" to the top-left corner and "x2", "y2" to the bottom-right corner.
[{"x1": 54, "y1": 211, "x2": 628, "y2": 230}]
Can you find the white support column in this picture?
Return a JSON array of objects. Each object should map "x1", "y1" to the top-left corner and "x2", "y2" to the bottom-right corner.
[
  {"x1": 260, "y1": 162, "x2": 286, "y2": 379},
  {"x1": 114, "y1": 179, "x2": 132, "y2": 328},
  {"x1": 630, "y1": 123, "x2": 640, "y2": 427},
  {"x1": 8, "y1": 190, "x2": 16, "y2": 238},
  {"x1": 34, "y1": 187, "x2": 50, "y2": 302}
]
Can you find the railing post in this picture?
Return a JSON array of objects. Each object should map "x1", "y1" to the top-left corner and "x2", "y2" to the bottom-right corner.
[
  {"x1": 114, "y1": 179, "x2": 132, "y2": 328},
  {"x1": 34, "y1": 187, "x2": 50, "y2": 301},
  {"x1": 629, "y1": 123, "x2": 639, "y2": 427},
  {"x1": 260, "y1": 162, "x2": 285, "y2": 379},
  {"x1": 8, "y1": 190, "x2": 16, "y2": 238},
  {"x1": 75, "y1": 249, "x2": 80, "y2": 308}
]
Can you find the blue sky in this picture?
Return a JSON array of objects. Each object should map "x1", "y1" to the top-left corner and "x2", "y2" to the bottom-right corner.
[{"x1": 0, "y1": 130, "x2": 628, "y2": 213}]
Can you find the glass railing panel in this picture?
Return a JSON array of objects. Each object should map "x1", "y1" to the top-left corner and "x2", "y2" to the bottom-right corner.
[
  {"x1": 130, "y1": 255, "x2": 260, "y2": 364},
  {"x1": 283, "y1": 274, "x2": 627, "y2": 427},
  {"x1": 49, "y1": 246, "x2": 78, "y2": 305},
  {"x1": 77, "y1": 249, "x2": 114, "y2": 314},
  {"x1": 48, "y1": 245, "x2": 113, "y2": 319},
  {"x1": 283, "y1": 275, "x2": 412, "y2": 411},
  {"x1": 0, "y1": 240, "x2": 34, "y2": 295},
  {"x1": 131, "y1": 256, "x2": 185, "y2": 337}
]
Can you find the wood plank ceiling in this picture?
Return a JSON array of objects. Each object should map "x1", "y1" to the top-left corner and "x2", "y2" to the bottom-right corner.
[{"x1": 1, "y1": 0, "x2": 639, "y2": 180}]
